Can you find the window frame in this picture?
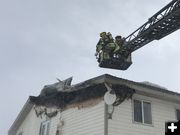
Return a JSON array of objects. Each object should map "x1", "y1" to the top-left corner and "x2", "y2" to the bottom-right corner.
[
  {"x1": 175, "y1": 108, "x2": 180, "y2": 121},
  {"x1": 132, "y1": 99, "x2": 153, "y2": 126},
  {"x1": 39, "y1": 120, "x2": 50, "y2": 135}
]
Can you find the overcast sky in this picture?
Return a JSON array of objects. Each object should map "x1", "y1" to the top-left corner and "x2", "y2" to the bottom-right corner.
[{"x1": 1, "y1": 0, "x2": 180, "y2": 134}]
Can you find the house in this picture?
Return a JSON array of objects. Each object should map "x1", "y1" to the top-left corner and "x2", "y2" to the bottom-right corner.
[{"x1": 8, "y1": 74, "x2": 180, "y2": 135}]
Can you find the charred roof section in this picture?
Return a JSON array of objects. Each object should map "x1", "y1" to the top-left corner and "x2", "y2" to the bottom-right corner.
[
  {"x1": 30, "y1": 74, "x2": 135, "y2": 108},
  {"x1": 30, "y1": 74, "x2": 180, "y2": 109}
]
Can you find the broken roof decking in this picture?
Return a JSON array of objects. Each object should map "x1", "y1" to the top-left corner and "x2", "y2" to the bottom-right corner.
[
  {"x1": 30, "y1": 74, "x2": 135, "y2": 108},
  {"x1": 30, "y1": 74, "x2": 180, "y2": 108}
]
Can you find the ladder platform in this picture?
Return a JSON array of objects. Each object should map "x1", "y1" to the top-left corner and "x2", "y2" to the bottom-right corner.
[{"x1": 99, "y1": 55, "x2": 132, "y2": 70}]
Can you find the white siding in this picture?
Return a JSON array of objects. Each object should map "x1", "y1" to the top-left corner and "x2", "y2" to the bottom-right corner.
[
  {"x1": 16, "y1": 107, "x2": 45, "y2": 135},
  {"x1": 108, "y1": 94, "x2": 179, "y2": 135},
  {"x1": 16, "y1": 100, "x2": 104, "y2": 135},
  {"x1": 49, "y1": 101, "x2": 104, "y2": 135}
]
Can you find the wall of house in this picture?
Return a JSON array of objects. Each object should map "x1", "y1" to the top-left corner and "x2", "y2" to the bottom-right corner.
[
  {"x1": 16, "y1": 99, "x2": 104, "y2": 135},
  {"x1": 49, "y1": 100, "x2": 105, "y2": 135},
  {"x1": 16, "y1": 106, "x2": 45, "y2": 135},
  {"x1": 108, "y1": 94, "x2": 180, "y2": 135}
]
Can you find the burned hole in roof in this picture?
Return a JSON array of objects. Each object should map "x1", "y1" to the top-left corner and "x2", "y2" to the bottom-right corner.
[{"x1": 30, "y1": 83, "x2": 135, "y2": 109}]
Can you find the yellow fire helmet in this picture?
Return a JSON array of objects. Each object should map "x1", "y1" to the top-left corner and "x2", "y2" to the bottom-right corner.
[{"x1": 100, "y1": 32, "x2": 106, "y2": 37}]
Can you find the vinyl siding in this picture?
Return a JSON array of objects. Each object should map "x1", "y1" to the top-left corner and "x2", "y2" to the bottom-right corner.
[
  {"x1": 108, "y1": 94, "x2": 179, "y2": 135},
  {"x1": 16, "y1": 100, "x2": 104, "y2": 135},
  {"x1": 55, "y1": 101, "x2": 104, "y2": 135},
  {"x1": 16, "y1": 106, "x2": 45, "y2": 135}
]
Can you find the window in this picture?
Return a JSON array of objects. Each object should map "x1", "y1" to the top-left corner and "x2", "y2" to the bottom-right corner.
[
  {"x1": 134, "y1": 100, "x2": 142, "y2": 123},
  {"x1": 176, "y1": 109, "x2": 180, "y2": 120},
  {"x1": 39, "y1": 120, "x2": 50, "y2": 135},
  {"x1": 133, "y1": 99, "x2": 152, "y2": 124}
]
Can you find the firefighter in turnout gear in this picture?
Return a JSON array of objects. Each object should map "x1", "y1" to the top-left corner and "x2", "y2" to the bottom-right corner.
[
  {"x1": 95, "y1": 32, "x2": 120, "y2": 62},
  {"x1": 115, "y1": 36, "x2": 125, "y2": 53},
  {"x1": 115, "y1": 36, "x2": 123, "y2": 48}
]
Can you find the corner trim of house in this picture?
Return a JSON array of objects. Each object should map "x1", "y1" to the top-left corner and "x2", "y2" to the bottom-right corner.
[{"x1": 104, "y1": 103, "x2": 108, "y2": 135}]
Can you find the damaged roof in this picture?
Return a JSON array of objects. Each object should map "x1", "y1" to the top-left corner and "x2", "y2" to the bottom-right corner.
[
  {"x1": 30, "y1": 74, "x2": 180, "y2": 108},
  {"x1": 30, "y1": 74, "x2": 136, "y2": 108}
]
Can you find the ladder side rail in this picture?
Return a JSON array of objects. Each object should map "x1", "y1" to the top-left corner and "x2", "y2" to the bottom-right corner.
[
  {"x1": 125, "y1": 0, "x2": 179, "y2": 43},
  {"x1": 124, "y1": 0, "x2": 180, "y2": 53}
]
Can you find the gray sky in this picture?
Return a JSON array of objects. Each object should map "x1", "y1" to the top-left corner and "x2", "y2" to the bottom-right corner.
[{"x1": 0, "y1": 0, "x2": 180, "y2": 134}]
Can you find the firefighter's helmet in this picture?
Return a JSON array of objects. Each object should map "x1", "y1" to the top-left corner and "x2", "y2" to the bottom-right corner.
[{"x1": 100, "y1": 32, "x2": 107, "y2": 37}]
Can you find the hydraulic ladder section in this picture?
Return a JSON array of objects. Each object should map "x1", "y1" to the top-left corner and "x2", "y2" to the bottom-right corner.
[
  {"x1": 99, "y1": 0, "x2": 180, "y2": 70},
  {"x1": 124, "y1": 0, "x2": 180, "y2": 53}
]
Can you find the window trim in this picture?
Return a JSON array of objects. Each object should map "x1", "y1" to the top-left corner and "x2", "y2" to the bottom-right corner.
[
  {"x1": 175, "y1": 108, "x2": 180, "y2": 121},
  {"x1": 39, "y1": 120, "x2": 50, "y2": 135},
  {"x1": 132, "y1": 99, "x2": 153, "y2": 126}
]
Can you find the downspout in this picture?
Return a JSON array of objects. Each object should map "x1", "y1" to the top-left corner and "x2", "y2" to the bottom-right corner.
[{"x1": 104, "y1": 103, "x2": 108, "y2": 135}]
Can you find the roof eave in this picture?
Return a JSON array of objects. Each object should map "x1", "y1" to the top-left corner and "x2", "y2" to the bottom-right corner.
[{"x1": 104, "y1": 74, "x2": 180, "y2": 103}]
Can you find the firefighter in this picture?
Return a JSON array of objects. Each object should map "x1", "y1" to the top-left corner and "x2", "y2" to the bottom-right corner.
[
  {"x1": 115, "y1": 35, "x2": 126, "y2": 53},
  {"x1": 115, "y1": 36, "x2": 123, "y2": 48},
  {"x1": 95, "y1": 32, "x2": 120, "y2": 62}
]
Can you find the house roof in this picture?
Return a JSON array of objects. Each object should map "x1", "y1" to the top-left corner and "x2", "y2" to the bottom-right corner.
[
  {"x1": 29, "y1": 74, "x2": 135, "y2": 108},
  {"x1": 29, "y1": 74, "x2": 180, "y2": 107},
  {"x1": 8, "y1": 74, "x2": 180, "y2": 135},
  {"x1": 103, "y1": 74, "x2": 180, "y2": 103}
]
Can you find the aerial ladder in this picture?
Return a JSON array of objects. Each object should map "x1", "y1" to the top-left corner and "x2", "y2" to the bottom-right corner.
[{"x1": 96, "y1": 0, "x2": 180, "y2": 70}]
